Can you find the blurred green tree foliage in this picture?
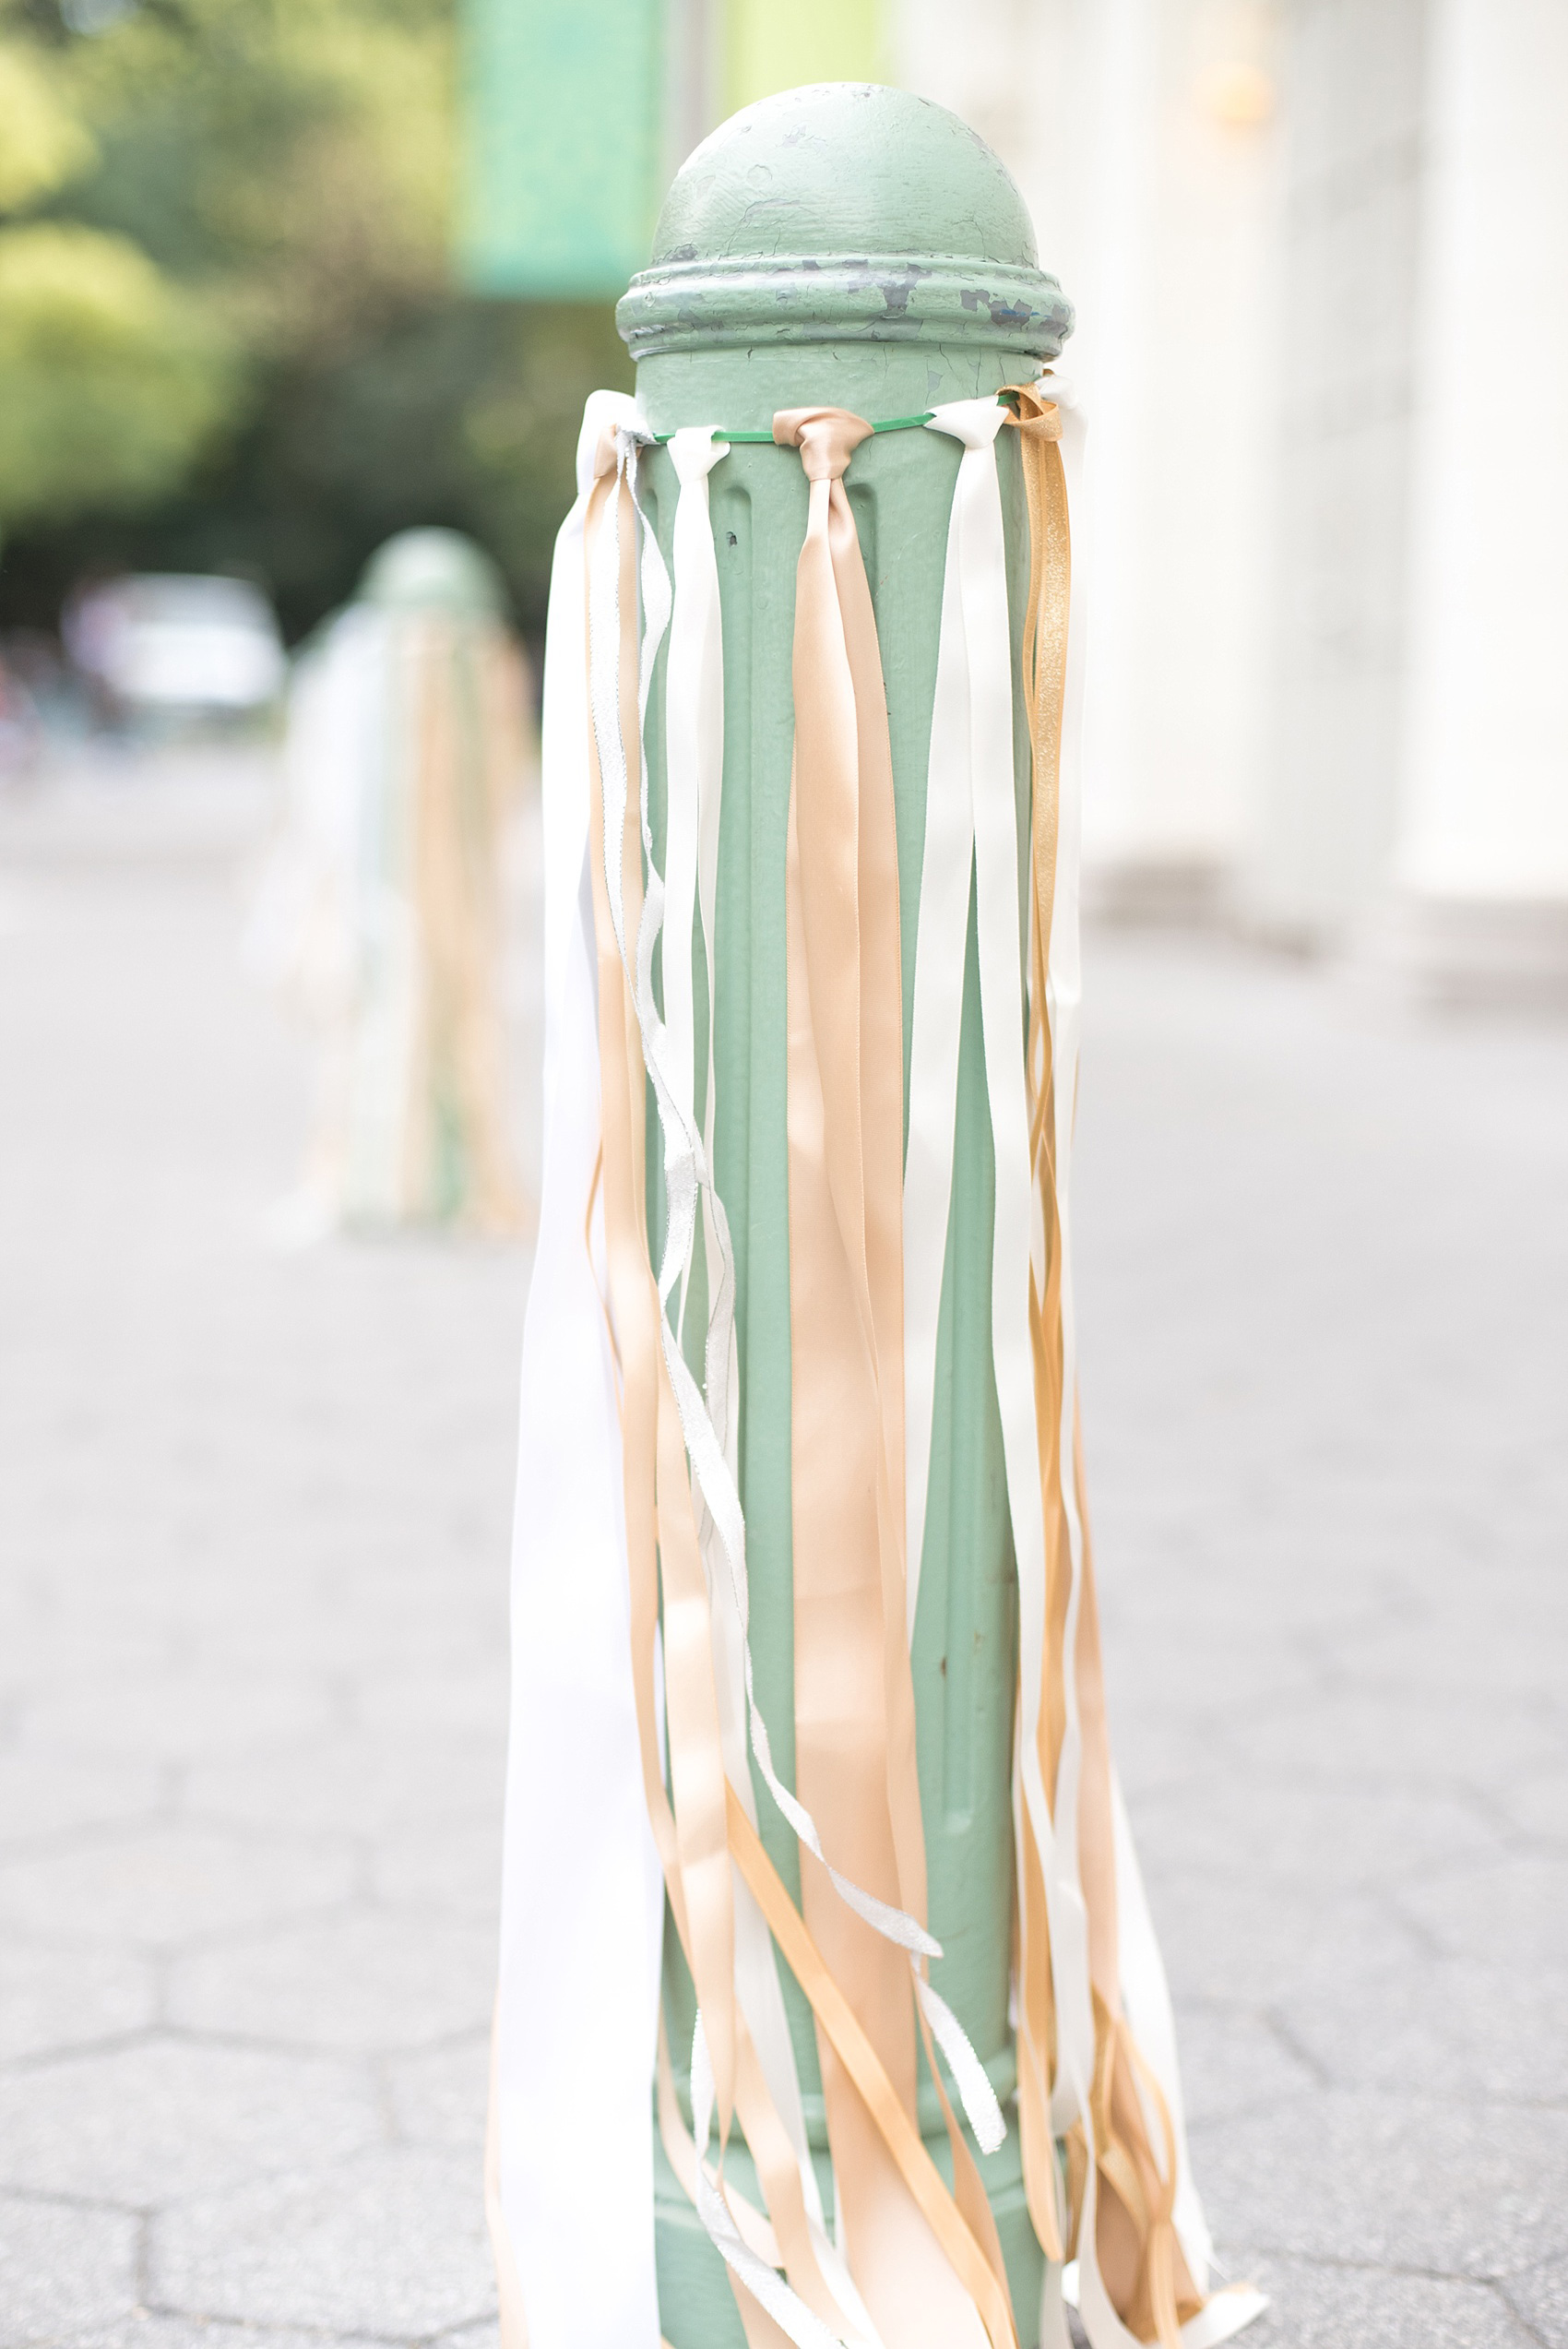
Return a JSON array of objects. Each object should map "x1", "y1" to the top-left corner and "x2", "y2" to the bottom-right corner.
[
  {"x1": 0, "y1": 39, "x2": 233, "y2": 539},
  {"x1": 0, "y1": 0, "x2": 630, "y2": 639}
]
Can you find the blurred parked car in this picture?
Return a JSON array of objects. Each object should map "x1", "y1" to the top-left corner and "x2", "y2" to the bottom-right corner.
[{"x1": 64, "y1": 575, "x2": 286, "y2": 722}]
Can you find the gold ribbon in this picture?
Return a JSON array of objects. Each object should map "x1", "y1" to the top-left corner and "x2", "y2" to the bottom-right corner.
[
  {"x1": 729, "y1": 1788, "x2": 1017, "y2": 2349},
  {"x1": 1004, "y1": 383, "x2": 1204, "y2": 2346}
]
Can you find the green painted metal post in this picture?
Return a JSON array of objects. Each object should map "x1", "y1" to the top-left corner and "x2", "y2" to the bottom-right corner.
[{"x1": 617, "y1": 83, "x2": 1072, "y2": 2349}]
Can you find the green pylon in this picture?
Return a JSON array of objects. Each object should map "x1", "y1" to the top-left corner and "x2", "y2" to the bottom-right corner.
[{"x1": 619, "y1": 82, "x2": 1072, "y2": 2348}]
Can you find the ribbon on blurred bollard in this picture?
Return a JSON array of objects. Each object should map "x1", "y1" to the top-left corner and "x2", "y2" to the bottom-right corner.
[
  {"x1": 248, "y1": 529, "x2": 529, "y2": 1239},
  {"x1": 490, "y1": 380, "x2": 1266, "y2": 2349}
]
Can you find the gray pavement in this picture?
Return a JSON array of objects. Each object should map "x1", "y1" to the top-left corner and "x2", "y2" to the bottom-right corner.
[
  {"x1": 1075, "y1": 931, "x2": 1568, "y2": 2345},
  {"x1": 2, "y1": 760, "x2": 1565, "y2": 2348}
]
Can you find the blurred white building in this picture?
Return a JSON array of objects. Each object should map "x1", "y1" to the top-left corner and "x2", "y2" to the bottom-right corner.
[
  {"x1": 897, "y1": 0, "x2": 1568, "y2": 1003},
  {"x1": 468, "y1": 1, "x2": 1566, "y2": 1001}
]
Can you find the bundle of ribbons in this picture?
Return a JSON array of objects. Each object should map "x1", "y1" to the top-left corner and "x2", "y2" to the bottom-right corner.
[{"x1": 492, "y1": 379, "x2": 1265, "y2": 2349}]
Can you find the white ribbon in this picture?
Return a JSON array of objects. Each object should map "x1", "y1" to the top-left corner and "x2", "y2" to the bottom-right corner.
[
  {"x1": 663, "y1": 430, "x2": 728, "y2": 1330},
  {"x1": 918, "y1": 397, "x2": 1098, "y2": 2142},
  {"x1": 493, "y1": 389, "x2": 665, "y2": 2349}
]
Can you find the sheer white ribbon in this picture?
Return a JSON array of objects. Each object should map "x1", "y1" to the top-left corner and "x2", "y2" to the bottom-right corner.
[{"x1": 493, "y1": 389, "x2": 665, "y2": 2349}]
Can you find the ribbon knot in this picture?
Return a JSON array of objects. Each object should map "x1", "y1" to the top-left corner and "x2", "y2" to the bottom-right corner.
[
  {"x1": 1006, "y1": 388, "x2": 1063, "y2": 442},
  {"x1": 773, "y1": 405, "x2": 874, "y2": 481},
  {"x1": 926, "y1": 397, "x2": 1009, "y2": 454}
]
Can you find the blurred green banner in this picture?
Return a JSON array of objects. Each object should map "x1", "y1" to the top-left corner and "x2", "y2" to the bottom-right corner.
[
  {"x1": 457, "y1": 0, "x2": 664, "y2": 297},
  {"x1": 457, "y1": 0, "x2": 885, "y2": 299},
  {"x1": 725, "y1": 0, "x2": 881, "y2": 113}
]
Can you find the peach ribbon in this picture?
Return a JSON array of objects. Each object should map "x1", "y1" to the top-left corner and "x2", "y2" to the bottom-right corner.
[{"x1": 774, "y1": 406, "x2": 1010, "y2": 2349}]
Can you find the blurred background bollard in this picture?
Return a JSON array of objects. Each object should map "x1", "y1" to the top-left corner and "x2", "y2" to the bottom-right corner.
[
  {"x1": 251, "y1": 526, "x2": 531, "y2": 1240},
  {"x1": 620, "y1": 84, "x2": 1072, "y2": 2343}
]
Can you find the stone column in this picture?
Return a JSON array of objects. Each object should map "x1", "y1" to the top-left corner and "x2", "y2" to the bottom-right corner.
[
  {"x1": 1245, "y1": 0, "x2": 1431, "y2": 942},
  {"x1": 898, "y1": 0, "x2": 1284, "y2": 922},
  {"x1": 1381, "y1": 0, "x2": 1568, "y2": 1003}
]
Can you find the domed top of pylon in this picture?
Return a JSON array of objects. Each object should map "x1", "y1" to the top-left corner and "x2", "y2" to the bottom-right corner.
[
  {"x1": 358, "y1": 529, "x2": 506, "y2": 617},
  {"x1": 654, "y1": 83, "x2": 1038, "y2": 270},
  {"x1": 618, "y1": 83, "x2": 1071, "y2": 364}
]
